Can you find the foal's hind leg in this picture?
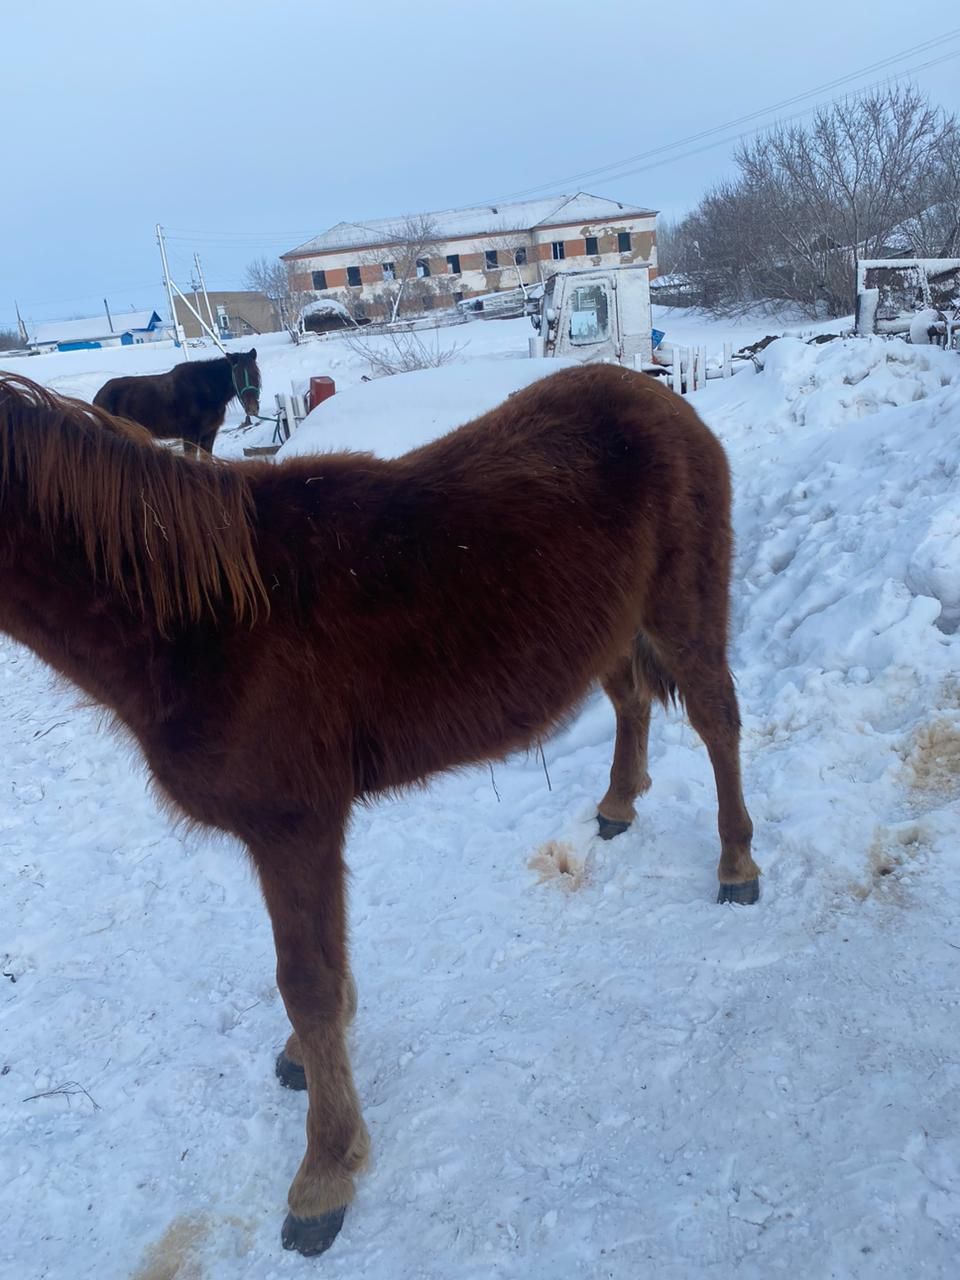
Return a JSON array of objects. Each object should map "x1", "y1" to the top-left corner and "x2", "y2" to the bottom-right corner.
[
  {"x1": 253, "y1": 823, "x2": 369, "y2": 1257},
  {"x1": 597, "y1": 654, "x2": 653, "y2": 839},
  {"x1": 670, "y1": 654, "x2": 759, "y2": 903}
]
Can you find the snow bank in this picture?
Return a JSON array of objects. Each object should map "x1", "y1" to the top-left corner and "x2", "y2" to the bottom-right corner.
[
  {"x1": 279, "y1": 357, "x2": 575, "y2": 459},
  {"x1": 696, "y1": 335, "x2": 960, "y2": 902},
  {"x1": 756, "y1": 334, "x2": 956, "y2": 431},
  {"x1": 302, "y1": 296, "x2": 352, "y2": 320}
]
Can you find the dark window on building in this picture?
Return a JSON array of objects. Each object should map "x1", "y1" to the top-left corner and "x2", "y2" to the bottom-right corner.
[
  {"x1": 552, "y1": 241, "x2": 565, "y2": 260},
  {"x1": 447, "y1": 254, "x2": 461, "y2": 274},
  {"x1": 485, "y1": 249, "x2": 499, "y2": 270},
  {"x1": 453, "y1": 291, "x2": 464, "y2": 303},
  {"x1": 382, "y1": 262, "x2": 396, "y2": 281},
  {"x1": 416, "y1": 257, "x2": 430, "y2": 278},
  {"x1": 618, "y1": 231, "x2": 631, "y2": 253},
  {"x1": 347, "y1": 266, "x2": 362, "y2": 287},
  {"x1": 584, "y1": 236, "x2": 599, "y2": 256},
  {"x1": 311, "y1": 269, "x2": 327, "y2": 290},
  {"x1": 514, "y1": 246, "x2": 527, "y2": 265}
]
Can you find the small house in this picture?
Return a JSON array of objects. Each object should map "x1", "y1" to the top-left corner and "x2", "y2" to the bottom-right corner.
[{"x1": 28, "y1": 310, "x2": 166, "y2": 353}]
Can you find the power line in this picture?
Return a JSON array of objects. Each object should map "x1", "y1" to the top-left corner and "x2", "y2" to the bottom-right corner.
[
  {"x1": 162, "y1": 30, "x2": 960, "y2": 257},
  {"x1": 165, "y1": 226, "x2": 317, "y2": 238},
  {"x1": 486, "y1": 29, "x2": 960, "y2": 203},
  {"x1": 164, "y1": 230, "x2": 316, "y2": 244},
  {"x1": 588, "y1": 47, "x2": 960, "y2": 190}
]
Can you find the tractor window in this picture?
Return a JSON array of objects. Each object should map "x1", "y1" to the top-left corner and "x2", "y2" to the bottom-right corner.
[{"x1": 568, "y1": 283, "x2": 610, "y2": 344}]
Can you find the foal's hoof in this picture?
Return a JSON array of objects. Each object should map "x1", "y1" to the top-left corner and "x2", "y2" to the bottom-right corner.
[
  {"x1": 597, "y1": 814, "x2": 631, "y2": 840},
  {"x1": 275, "y1": 1049, "x2": 307, "y2": 1091},
  {"x1": 282, "y1": 1207, "x2": 346, "y2": 1256},
  {"x1": 717, "y1": 878, "x2": 760, "y2": 905}
]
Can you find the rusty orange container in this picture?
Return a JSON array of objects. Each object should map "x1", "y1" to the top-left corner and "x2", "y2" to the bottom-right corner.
[{"x1": 308, "y1": 376, "x2": 336, "y2": 411}]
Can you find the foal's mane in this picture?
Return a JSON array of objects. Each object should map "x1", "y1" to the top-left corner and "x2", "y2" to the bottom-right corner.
[{"x1": 0, "y1": 374, "x2": 267, "y2": 629}]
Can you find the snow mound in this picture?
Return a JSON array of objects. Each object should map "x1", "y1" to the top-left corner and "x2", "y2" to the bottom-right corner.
[
  {"x1": 758, "y1": 335, "x2": 958, "y2": 431},
  {"x1": 303, "y1": 297, "x2": 352, "y2": 320},
  {"x1": 278, "y1": 357, "x2": 575, "y2": 459}
]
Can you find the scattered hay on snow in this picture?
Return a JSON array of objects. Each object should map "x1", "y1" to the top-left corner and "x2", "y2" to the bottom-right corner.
[{"x1": 528, "y1": 840, "x2": 587, "y2": 892}]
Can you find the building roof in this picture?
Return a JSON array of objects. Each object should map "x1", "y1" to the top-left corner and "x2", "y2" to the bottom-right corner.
[
  {"x1": 29, "y1": 310, "x2": 162, "y2": 346},
  {"x1": 283, "y1": 193, "x2": 656, "y2": 258}
]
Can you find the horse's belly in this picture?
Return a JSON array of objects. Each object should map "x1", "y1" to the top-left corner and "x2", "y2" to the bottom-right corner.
[{"x1": 353, "y1": 660, "x2": 594, "y2": 796}]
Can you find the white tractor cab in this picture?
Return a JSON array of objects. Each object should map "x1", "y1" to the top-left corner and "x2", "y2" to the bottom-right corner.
[{"x1": 530, "y1": 264, "x2": 659, "y2": 369}]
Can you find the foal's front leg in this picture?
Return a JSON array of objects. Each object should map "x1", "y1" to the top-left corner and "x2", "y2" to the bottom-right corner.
[
  {"x1": 276, "y1": 971, "x2": 359, "y2": 1091},
  {"x1": 253, "y1": 824, "x2": 369, "y2": 1257}
]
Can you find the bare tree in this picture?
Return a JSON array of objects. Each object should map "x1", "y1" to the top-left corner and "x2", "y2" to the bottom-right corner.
[
  {"x1": 668, "y1": 86, "x2": 957, "y2": 317},
  {"x1": 735, "y1": 86, "x2": 951, "y2": 313},
  {"x1": 475, "y1": 231, "x2": 534, "y2": 300},
  {"x1": 360, "y1": 215, "x2": 444, "y2": 323},
  {"x1": 653, "y1": 217, "x2": 684, "y2": 278},
  {"x1": 892, "y1": 121, "x2": 960, "y2": 258},
  {"x1": 341, "y1": 326, "x2": 466, "y2": 377},
  {"x1": 244, "y1": 256, "x2": 311, "y2": 342},
  {"x1": 0, "y1": 327, "x2": 27, "y2": 350}
]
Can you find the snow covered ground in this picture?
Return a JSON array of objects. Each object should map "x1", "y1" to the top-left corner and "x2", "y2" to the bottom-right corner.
[{"x1": 2, "y1": 313, "x2": 959, "y2": 1279}]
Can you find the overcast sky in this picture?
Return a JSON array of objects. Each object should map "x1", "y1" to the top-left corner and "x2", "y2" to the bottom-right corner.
[{"x1": 3, "y1": 1, "x2": 959, "y2": 331}]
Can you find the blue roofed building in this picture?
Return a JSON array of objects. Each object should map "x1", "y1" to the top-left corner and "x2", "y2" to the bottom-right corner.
[{"x1": 28, "y1": 309, "x2": 167, "y2": 353}]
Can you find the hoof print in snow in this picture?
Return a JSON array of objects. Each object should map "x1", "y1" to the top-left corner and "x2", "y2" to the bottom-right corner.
[
  {"x1": 275, "y1": 1050, "x2": 307, "y2": 1091},
  {"x1": 281, "y1": 1207, "x2": 346, "y2": 1256},
  {"x1": 717, "y1": 878, "x2": 760, "y2": 905},
  {"x1": 596, "y1": 814, "x2": 631, "y2": 841},
  {"x1": 529, "y1": 840, "x2": 586, "y2": 891}
]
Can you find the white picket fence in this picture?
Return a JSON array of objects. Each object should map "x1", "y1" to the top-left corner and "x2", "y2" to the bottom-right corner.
[
  {"x1": 669, "y1": 342, "x2": 734, "y2": 395},
  {"x1": 527, "y1": 341, "x2": 737, "y2": 396}
]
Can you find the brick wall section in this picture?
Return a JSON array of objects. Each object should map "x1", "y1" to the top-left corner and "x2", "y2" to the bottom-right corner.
[{"x1": 632, "y1": 230, "x2": 655, "y2": 261}]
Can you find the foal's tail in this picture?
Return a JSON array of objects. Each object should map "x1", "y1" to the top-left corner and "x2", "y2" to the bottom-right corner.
[{"x1": 632, "y1": 632, "x2": 680, "y2": 709}]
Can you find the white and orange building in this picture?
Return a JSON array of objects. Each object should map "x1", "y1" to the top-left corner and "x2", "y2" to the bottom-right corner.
[{"x1": 281, "y1": 192, "x2": 657, "y2": 318}]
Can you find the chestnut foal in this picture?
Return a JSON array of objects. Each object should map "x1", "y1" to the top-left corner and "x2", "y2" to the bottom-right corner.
[{"x1": 0, "y1": 365, "x2": 757, "y2": 1256}]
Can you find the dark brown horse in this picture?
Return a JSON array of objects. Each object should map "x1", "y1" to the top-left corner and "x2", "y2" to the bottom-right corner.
[
  {"x1": 93, "y1": 348, "x2": 261, "y2": 454},
  {"x1": 0, "y1": 365, "x2": 758, "y2": 1258}
]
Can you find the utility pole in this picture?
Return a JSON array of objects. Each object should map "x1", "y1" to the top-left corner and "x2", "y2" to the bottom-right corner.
[
  {"x1": 193, "y1": 252, "x2": 217, "y2": 339},
  {"x1": 155, "y1": 224, "x2": 226, "y2": 355},
  {"x1": 104, "y1": 297, "x2": 114, "y2": 333},
  {"x1": 14, "y1": 300, "x2": 28, "y2": 345},
  {"x1": 156, "y1": 223, "x2": 190, "y2": 360}
]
